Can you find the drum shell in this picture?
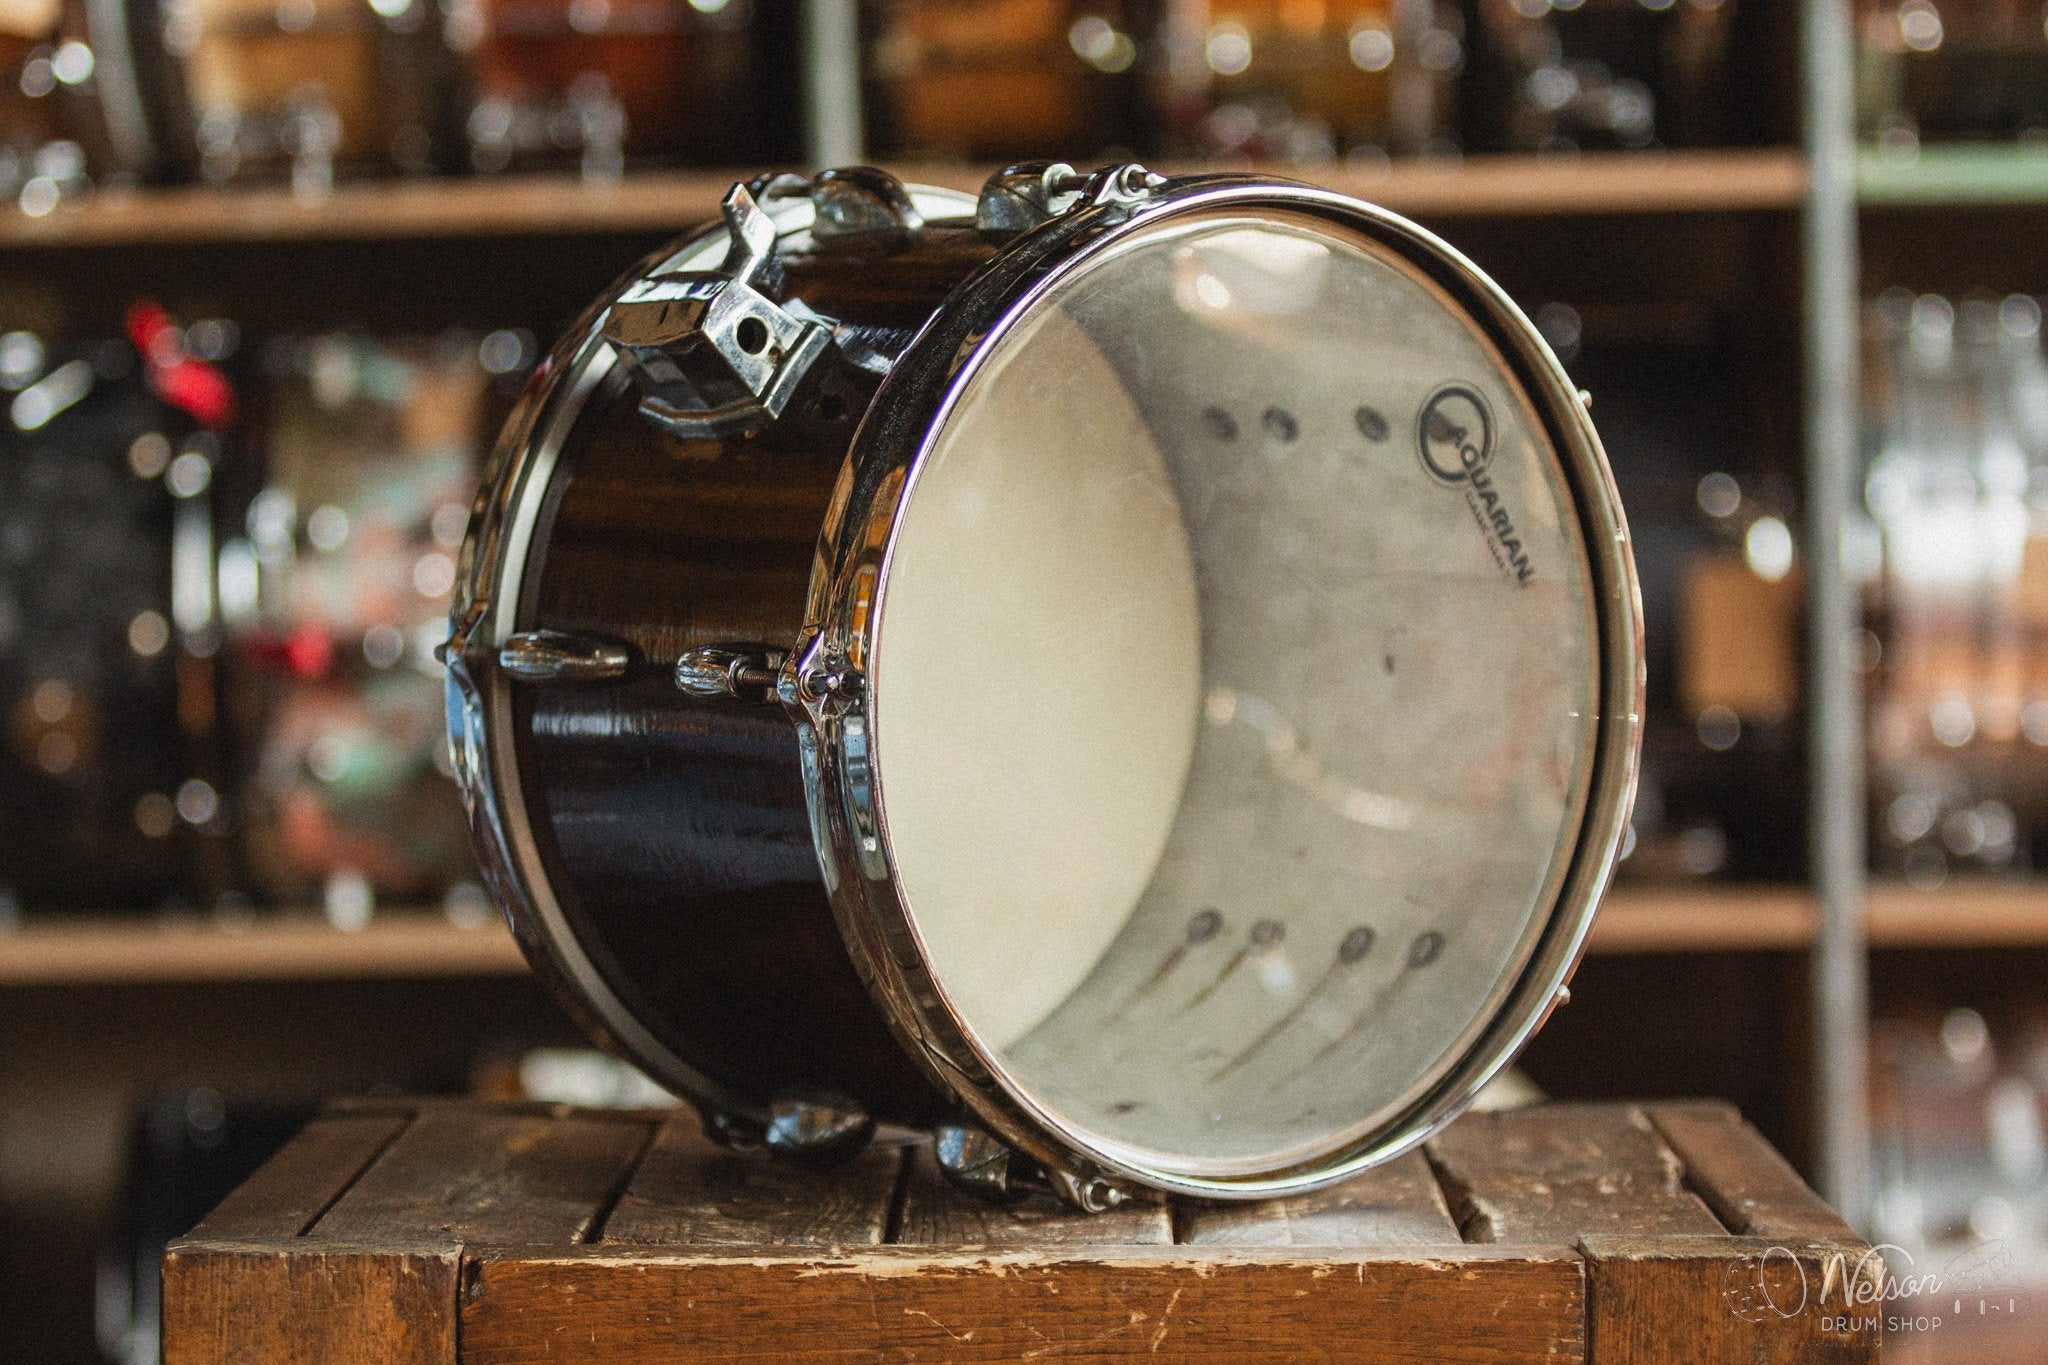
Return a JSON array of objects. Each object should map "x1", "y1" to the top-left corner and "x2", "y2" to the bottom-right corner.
[{"x1": 492, "y1": 221, "x2": 1005, "y2": 1129}]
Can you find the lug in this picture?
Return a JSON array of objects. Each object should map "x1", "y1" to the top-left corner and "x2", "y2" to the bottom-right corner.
[
  {"x1": 763, "y1": 1095, "x2": 876, "y2": 1166},
  {"x1": 675, "y1": 645, "x2": 787, "y2": 702},
  {"x1": 496, "y1": 630, "x2": 632, "y2": 683}
]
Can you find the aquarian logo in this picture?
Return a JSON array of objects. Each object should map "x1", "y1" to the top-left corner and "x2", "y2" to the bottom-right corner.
[{"x1": 1417, "y1": 383, "x2": 1533, "y2": 586}]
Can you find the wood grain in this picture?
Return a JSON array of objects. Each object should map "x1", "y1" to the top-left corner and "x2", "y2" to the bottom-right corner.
[
  {"x1": 1176, "y1": 1150, "x2": 1462, "y2": 1246},
  {"x1": 1581, "y1": 1234, "x2": 1883, "y2": 1364},
  {"x1": 602, "y1": 1114, "x2": 902, "y2": 1247},
  {"x1": 186, "y1": 1112, "x2": 412, "y2": 1242},
  {"x1": 893, "y1": 1145, "x2": 1173, "y2": 1247},
  {"x1": 1645, "y1": 1101, "x2": 1855, "y2": 1242},
  {"x1": 312, "y1": 1108, "x2": 655, "y2": 1246},
  {"x1": 163, "y1": 1244, "x2": 458, "y2": 1365},
  {"x1": 1426, "y1": 1103, "x2": 1724, "y2": 1244},
  {"x1": 460, "y1": 1246, "x2": 1587, "y2": 1364}
]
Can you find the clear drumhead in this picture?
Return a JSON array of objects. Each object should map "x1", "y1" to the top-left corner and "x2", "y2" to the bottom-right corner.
[{"x1": 869, "y1": 206, "x2": 1605, "y2": 1175}]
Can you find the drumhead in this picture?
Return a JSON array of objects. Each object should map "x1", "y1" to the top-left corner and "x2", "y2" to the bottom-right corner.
[{"x1": 854, "y1": 189, "x2": 1639, "y2": 1187}]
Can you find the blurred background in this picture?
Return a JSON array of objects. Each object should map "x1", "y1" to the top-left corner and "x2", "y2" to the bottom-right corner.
[{"x1": 0, "y1": 0, "x2": 2043, "y2": 1359}]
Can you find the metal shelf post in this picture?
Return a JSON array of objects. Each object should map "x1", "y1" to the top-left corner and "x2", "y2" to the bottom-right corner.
[{"x1": 1802, "y1": 0, "x2": 1872, "y2": 1231}]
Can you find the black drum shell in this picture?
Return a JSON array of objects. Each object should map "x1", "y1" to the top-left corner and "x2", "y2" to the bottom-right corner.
[{"x1": 501, "y1": 219, "x2": 1005, "y2": 1129}]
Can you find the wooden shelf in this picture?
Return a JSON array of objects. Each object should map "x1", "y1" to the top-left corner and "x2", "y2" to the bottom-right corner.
[
  {"x1": 1590, "y1": 885, "x2": 1817, "y2": 954},
  {"x1": 1866, "y1": 881, "x2": 2048, "y2": 948},
  {"x1": 0, "y1": 911, "x2": 526, "y2": 986},
  {"x1": 0, "y1": 150, "x2": 1807, "y2": 249},
  {"x1": 1593, "y1": 881, "x2": 2048, "y2": 953},
  {"x1": 5, "y1": 877, "x2": 2037, "y2": 986},
  {"x1": 1858, "y1": 143, "x2": 2048, "y2": 207},
  {"x1": 1290, "y1": 148, "x2": 1805, "y2": 218}
]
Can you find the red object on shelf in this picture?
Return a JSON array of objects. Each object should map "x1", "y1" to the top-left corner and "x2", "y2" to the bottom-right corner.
[
  {"x1": 126, "y1": 301, "x2": 236, "y2": 430},
  {"x1": 242, "y1": 627, "x2": 336, "y2": 681}
]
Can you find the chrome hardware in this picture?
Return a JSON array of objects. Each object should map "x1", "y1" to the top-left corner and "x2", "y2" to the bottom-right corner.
[
  {"x1": 699, "y1": 1108, "x2": 766, "y2": 1150},
  {"x1": 975, "y1": 162, "x2": 1085, "y2": 232},
  {"x1": 1085, "y1": 161, "x2": 1168, "y2": 208},
  {"x1": 934, "y1": 1124, "x2": 1132, "y2": 1212},
  {"x1": 1043, "y1": 1167, "x2": 1133, "y2": 1215},
  {"x1": 602, "y1": 182, "x2": 833, "y2": 440},
  {"x1": 975, "y1": 161, "x2": 1164, "y2": 234},
  {"x1": 763, "y1": 1095, "x2": 876, "y2": 1165},
  {"x1": 933, "y1": 1123, "x2": 1018, "y2": 1201},
  {"x1": 496, "y1": 629, "x2": 633, "y2": 683},
  {"x1": 675, "y1": 645, "x2": 787, "y2": 701},
  {"x1": 810, "y1": 166, "x2": 925, "y2": 243},
  {"x1": 777, "y1": 629, "x2": 864, "y2": 719}
]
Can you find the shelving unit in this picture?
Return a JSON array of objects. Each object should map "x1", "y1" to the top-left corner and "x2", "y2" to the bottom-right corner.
[
  {"x1": 0, "y1": 149, "x2": 1808, "y2": 248},
  {"x1": 3, "y1": 882, "x2": 2041, "y2": 987},
  {"x1": 11, "y1": 4, "x2": 2045, "y2": 1350}
]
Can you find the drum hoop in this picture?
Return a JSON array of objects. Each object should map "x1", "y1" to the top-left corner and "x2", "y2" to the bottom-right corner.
[{"x1": 809, "y1": 175, "x2": 1646, "y2": 1198}]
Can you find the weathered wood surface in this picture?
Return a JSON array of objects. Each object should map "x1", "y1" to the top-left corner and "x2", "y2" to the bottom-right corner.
[
  {"x1": 313, "y1": 1107, "x2": 652, "y2": 1247},
  {"x1": 1175, "y1": 1149, "x2": 1460, "y2": 1247},
  {"x1": 162, "y1": 1098, "x2": 1878, "y2": 1364},
  {"x1": 894, "y1": 1144, "x2": 1175, "y2": 1248},
  {"x1": 461, "y1": 1246, "x2": 1587, "y2": 1364},
  {"x1": 603, "y1": 1113, "x2": 901, "y2": 1248},
  {"x1": 1643, "y1": 1100, "x2": 1855, "y2": 1241},
  {"x1": 1426, "y1": 1101, "x2": 1726, "y2": 1243},
  {"x1": 1582, "y1": 1235, "x2": 1884, "y2": 1365}
]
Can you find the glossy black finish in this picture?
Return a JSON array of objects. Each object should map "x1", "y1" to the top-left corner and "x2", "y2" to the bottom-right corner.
[{"x1": 507, "y1": 220, "x2": 1004, "y2": 1127}]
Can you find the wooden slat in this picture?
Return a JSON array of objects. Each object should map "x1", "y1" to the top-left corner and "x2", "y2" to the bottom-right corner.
[
  {"x1": 1426, "y1": 1102, "x2": 1724, "y2": 1244},
  {"x1": 312, "y1": 1107, "x2": 655, "y2": 1246},
  {"x1": 163, "y1": 1244, "x2": 458, "y2": 1365},
  {"x1": 1646, "y1": 1101, "x2": 1855, "y2": 1242},
  {"x1": 602, "y1": 1114, "x2": 901, "y2": 1247},
  {"x1": 185, "y1": 1111, "x2": 411, "y2": 1242},
  {"x1": 1176, "y1": 1150, "x2": 1462, "y2": 1246},
  {"x1": 893, "y1": 1145, "x2": 1173, "y2": 1247},
  {"x1": 460, "y1": 1246, "x2": 1587, "y2": 1364},
  {"x1": 1581, "y1": 1234, "x2": 1883, "y2": 1364}
]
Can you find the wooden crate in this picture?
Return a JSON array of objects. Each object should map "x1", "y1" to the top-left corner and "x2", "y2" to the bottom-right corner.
[{"x1": 163, "y1": 1098, "x2": 1881, "y2": 1363}]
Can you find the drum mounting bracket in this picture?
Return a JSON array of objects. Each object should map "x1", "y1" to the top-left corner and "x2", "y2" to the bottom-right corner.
[{"x1": 601, "y1": 181, "x2": 832, "y2": 441}]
